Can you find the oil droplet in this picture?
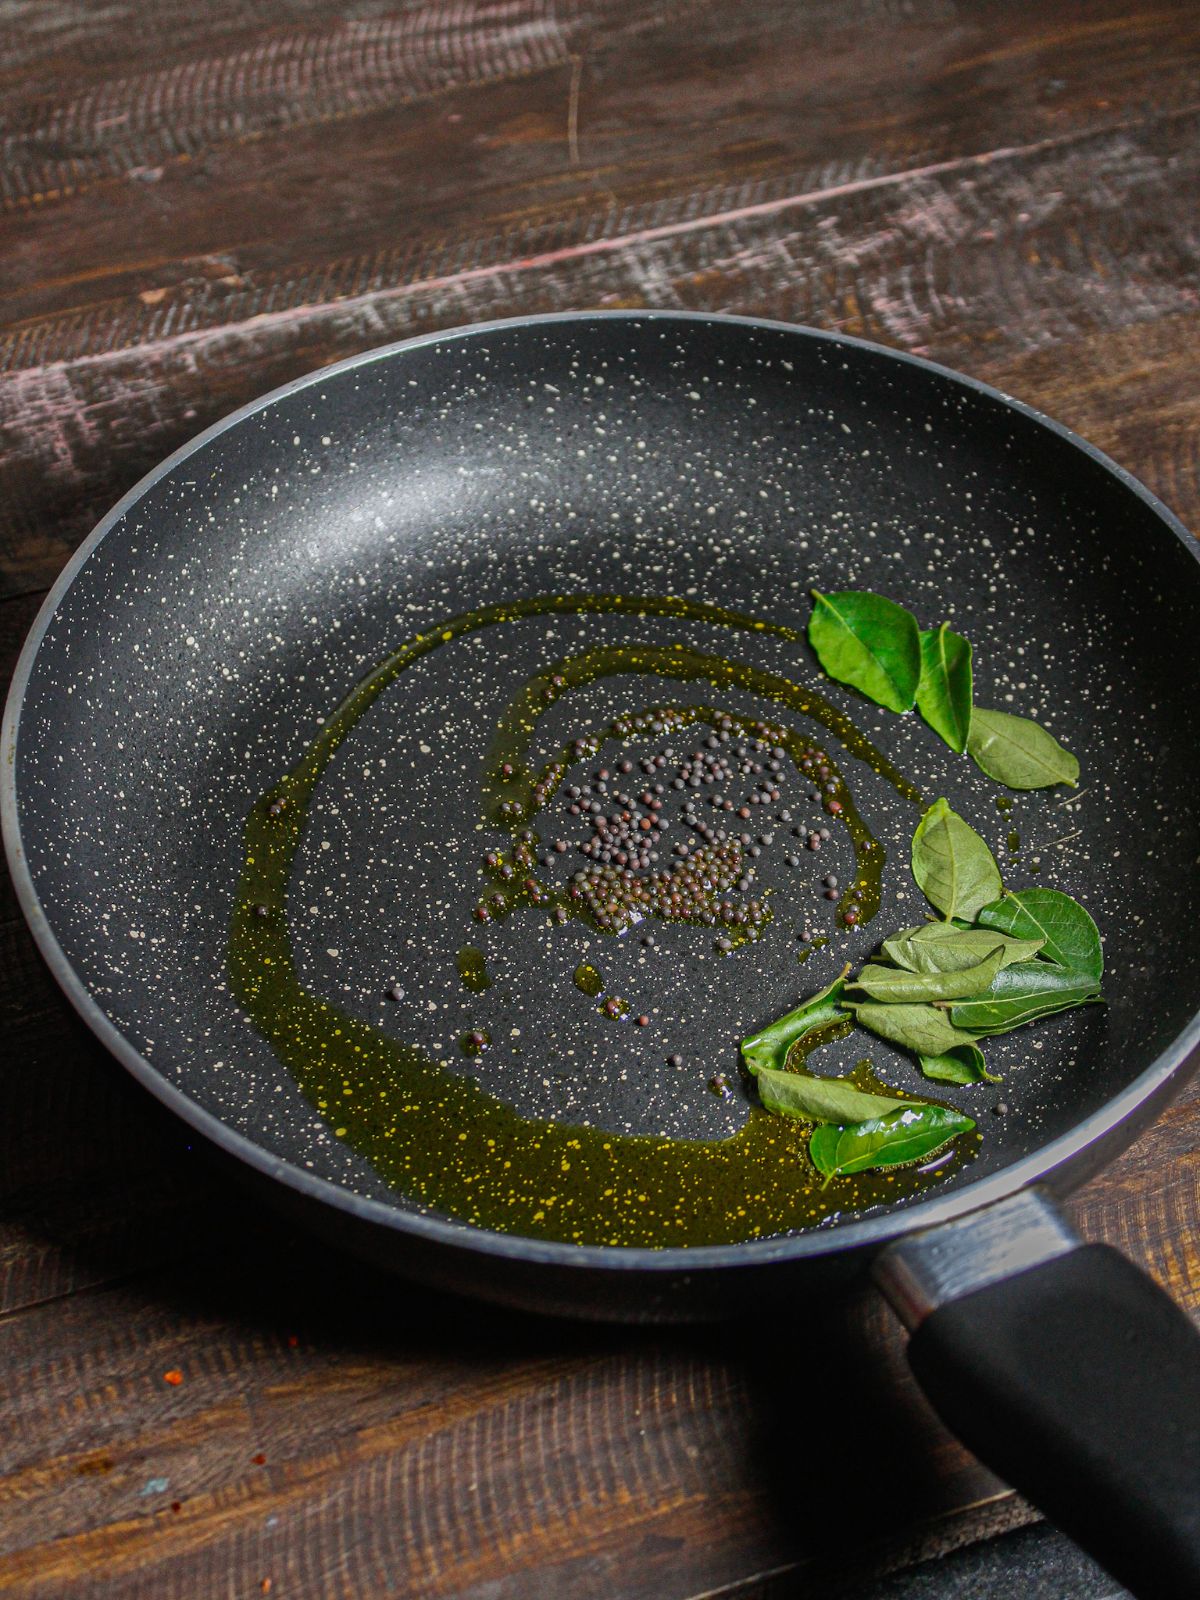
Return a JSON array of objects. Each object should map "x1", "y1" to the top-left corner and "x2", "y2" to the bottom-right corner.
[
  {"x1": 850, "y1": 1058, "x2": 899, "y2": 1095},
  {"x1": 1007, "y1": 829, "x2": 1020, "y2": 853},
  {"x1": 573, "y1": 961, "x2": 603, "y2": 997},
  {"x1": 783, "y1": 1013, "x2": 854, "y2": 1069},
  {"x1": 456, "y1": 945, "x2": 491, "y2": 993},
  {"x1": 995, "y1": 795, "x2": 1013, "y2": 813},
  {"x1": 797, "y1": 934, "x2": 830, "y2": 965}
]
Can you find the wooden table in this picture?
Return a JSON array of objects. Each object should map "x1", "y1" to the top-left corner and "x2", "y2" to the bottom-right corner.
[{"x1": 2, "y1": 4, "x2": 1198, "y2": 1595}]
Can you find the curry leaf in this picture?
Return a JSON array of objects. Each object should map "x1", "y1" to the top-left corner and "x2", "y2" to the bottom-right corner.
[
  {"x1": 850, "y1": 944, "x2": 1007, "y2": 1003},
  {"x1": 911, "y1": 798, "x2": 1004, "y2": 921},
  {"x1": 949, "y1": 960, "x2": 1102, "y2": 1034},
  {"x1": 849, "y1": 1000, "x2": 981, "y2": 1056},
  {"x1": 968, "y1": 706, "x2": 1079, "y2": 790},
  {"x1": 809, "y1": 1105, "x2": 976, "y2": 1181},
  {"x1": 977, "y1": 888, "x2": 1103, "y2": 982},
  {"x1": 740, "y1": 968, "x2": 850, "y2": 1077},
  {"x1": 916, "y1": 623, "x2": 973, "y2": 753},
  {"x1": 808, "y1": 590, "x2": 922, "y2": 713},
  {"x1": 882, "y1": 923, "x2": 1045, "y2": 974},
  {"x1": 754, "y1": 1067, "x2": 919, "y2": 1125},
  {"x1": 954, "y1": 990, "x2": 1103, "y2": 1035},
  {"x1": 918, "y1": 1043, "x2": 1000, "y2": 1085}
]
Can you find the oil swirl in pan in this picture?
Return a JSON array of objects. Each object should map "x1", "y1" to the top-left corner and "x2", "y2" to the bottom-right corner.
[{"x1": 229, "y1": 594, "x2": 979, "y2": 1247}]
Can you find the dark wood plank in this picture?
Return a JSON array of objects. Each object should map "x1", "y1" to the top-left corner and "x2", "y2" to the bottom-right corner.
[
  {"x1": 1, "y1": 0, "x2": 1198, "y2": 597},
  {"x1": 4, "y1": 0, "x2": 1198, "y2": 323},
  {"x1": 0, "y1": 1069, "x2": 1193, "y2": 1599},
  {"x1": 980, "y1": 311, "x2": 1200, "y2": 526},
  {"x1": 2, "y1": 3, "x2": 1199, "y2": 1596},
  {"x1": 1, "y1": 103, "x2": 1198, "y2": 597}
]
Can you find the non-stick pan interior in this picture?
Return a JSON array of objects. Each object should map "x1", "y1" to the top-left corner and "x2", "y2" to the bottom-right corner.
[{"x1": 11, "y1": 314, "x2": 1200, "y2": 1242}]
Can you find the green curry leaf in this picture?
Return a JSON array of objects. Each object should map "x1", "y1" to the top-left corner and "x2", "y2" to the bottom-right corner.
[
  {"x1": 918, "y1": 1043, "x2": 1000, "y2": 1085},
  {"x1": 849, "y1": 944, "x2": 1006, "y2": 1003},
  {"x1": 809, "y1": 1105, "x2": 976, "y2": 1181},
  {"x1": 882, "y1": 923, "x2": 1045, "y2": 974},
  {"x1": 911, "y1": 798, "x2": 1004, "y2": 921},
  {"x1": 968, "y1": 707, "x2": 1079, "y2": 790},
  {"x1": 754, "y1": 1067, "x2": 919, "y2": 1125},
  {"x1": 740, "y1": 968, "x2": 850, "y2": 1077},
  {"x1": 916, "y1": 623, "x2": 973, "y2": 752},
  {"x1": 848, "y1": 1000, "x2": 980, "y2": 1056},
  {"x1": 949, "y1": 960, "x2": 1102, "y2": 1034},
  {"x1": 808, "y1": 590, "x2": 922, "y2": 713},
  {"x1": 976, "y1": 888, "x2": 1102, "y2": 982}
]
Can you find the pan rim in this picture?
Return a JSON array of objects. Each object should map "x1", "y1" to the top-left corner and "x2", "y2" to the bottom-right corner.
[{"x1": 4, "y1": 308, "x2": 1200, "y2": 1275}]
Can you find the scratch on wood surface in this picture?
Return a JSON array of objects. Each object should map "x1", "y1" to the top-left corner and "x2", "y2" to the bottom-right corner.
[
  {"x1": 567, "y1": 51, "x2": 583, "y2": 167},
  {"x1": 1157, "y1": 1233, "x2": 1200, "y2": 1306}
]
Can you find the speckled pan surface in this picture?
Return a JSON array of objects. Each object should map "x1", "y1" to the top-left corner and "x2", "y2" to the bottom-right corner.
[{"x1": 5, "y1": 313, "x2": 1200, "y2": 1275}]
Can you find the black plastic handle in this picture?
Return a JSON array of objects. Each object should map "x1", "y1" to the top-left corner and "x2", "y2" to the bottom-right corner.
[{"x1": 906, "y1": 1243, "x2": 1200, "y2": 1599}]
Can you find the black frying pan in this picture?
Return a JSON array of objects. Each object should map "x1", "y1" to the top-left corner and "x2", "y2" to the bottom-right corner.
[{"x1": 4, "y1": 313, "x2": 1200, "y2": 1595}]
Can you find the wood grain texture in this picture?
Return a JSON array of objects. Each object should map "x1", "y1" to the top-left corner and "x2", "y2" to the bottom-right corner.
[
  {"x1": 5, "y1": 0, "x2": 1198, "y2": 317},
  {"x1": 0, "y1": 1075, "x2": 1194, "y2": 1600},
  {"x1": 1, "y1": 1, "x2": 1199, "y2": 1595}
]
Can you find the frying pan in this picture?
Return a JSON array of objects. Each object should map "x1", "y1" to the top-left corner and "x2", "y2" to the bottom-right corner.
[{"x1": 4, "y1": 312, "x2": 1200, "y2": 1595}]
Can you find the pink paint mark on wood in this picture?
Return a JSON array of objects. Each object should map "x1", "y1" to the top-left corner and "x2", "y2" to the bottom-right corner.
[{"x1": 3, "y1": 365, "x2": 105, "y2": 485}]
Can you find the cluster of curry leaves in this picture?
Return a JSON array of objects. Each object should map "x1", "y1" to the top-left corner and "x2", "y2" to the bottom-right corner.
[
  {"x1": 741, "y1": 970, "x2": 977, "y2": 1183},
  {"x1": 740, "y1": 800, "x2": 1103, "y2": 1183},
  {"x1": 808, "y1": 590, "x2": 1079, "y2": 788}
]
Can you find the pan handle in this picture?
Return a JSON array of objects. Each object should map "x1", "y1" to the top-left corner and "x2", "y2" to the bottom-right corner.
[{"x1": 873, "y1": 1190, "x2": 1200, "y2": 1600}]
